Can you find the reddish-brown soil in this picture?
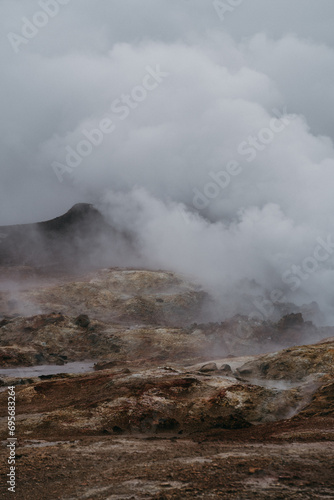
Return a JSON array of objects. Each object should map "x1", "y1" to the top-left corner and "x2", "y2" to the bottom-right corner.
[
  {"x1": 0, "y1": 251, "x2": 333, "y2": 499},
  {"x1": 0, "y1": 416, "x2": 333, "y2": 499}
]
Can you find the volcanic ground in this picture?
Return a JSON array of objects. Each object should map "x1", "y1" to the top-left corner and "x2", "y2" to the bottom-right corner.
[{"x1": 0, "y1": 205, "x2": 333, "y2": 499}]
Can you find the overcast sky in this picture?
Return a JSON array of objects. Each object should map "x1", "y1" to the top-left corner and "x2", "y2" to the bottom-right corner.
[
  {"x1": 1, "y1": 1, "x2": 334, "y2": 320},
  {"x1": 1, "y1": 0, "x2": 334, "y2": 222}
]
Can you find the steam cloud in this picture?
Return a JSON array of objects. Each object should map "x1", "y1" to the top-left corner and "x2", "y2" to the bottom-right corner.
[{"x1": 2, "y1": 1, "x2": 334, "y2": 323}]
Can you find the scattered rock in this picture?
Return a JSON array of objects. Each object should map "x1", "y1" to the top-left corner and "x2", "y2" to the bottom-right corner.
[
  {"x1": 75, "y1": 314, "x2": 90, "y2": 328},
  {"x1": 219, "y1": 364, "x2": 232, "y2": 374},
  {"x1": 249, "y1": 467, "x2": 263, "y2": 474},
  {"x1": 94, "y1": 360, "x2": 117, "y2": 371},
  {"x1": 112, "y1": 426, "x2": 124, "y2": 434},
  {"x1": 236, "y1": 367, "x2": 253, "y2": 377},
  {"x1": 199, "y1": 362, "x2": 218, "y2": 373},
  {"x1": 120, "y1": 368, "x2": 131, "y2": 374},
  {"x1": 278, "y1": 313, "x2": 304, "y2": 330},
  {"x1": 157, "y1": 418, "x2": 180, "y2": 431},
  {"x1": 0, "y1": 318, "x2": 10, "y2": 328}
]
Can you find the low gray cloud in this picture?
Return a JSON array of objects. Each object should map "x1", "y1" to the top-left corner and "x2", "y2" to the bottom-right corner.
[{"x1": 1, "y1": 0, "x2": 334, "y2": 323}]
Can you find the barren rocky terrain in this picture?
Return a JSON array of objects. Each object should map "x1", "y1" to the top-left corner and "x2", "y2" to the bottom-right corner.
[{"x1": 0, "y1": 206, "x2": 333, "y2": 499}]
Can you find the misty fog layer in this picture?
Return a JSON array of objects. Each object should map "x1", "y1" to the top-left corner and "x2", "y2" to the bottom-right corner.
[{"x1": 1, "y1": 1, "x2": 334, "y2": 323}]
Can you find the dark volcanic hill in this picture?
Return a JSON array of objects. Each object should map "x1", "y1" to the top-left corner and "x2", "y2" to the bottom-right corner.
[{"x1": 0, "y1": 203, "x2": 127, "y2": 270}]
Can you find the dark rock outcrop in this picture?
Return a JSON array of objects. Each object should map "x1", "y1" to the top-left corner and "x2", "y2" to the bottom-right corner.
[{"x1": 0, "y1": 203, "x2": 128, "y2": 270}]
